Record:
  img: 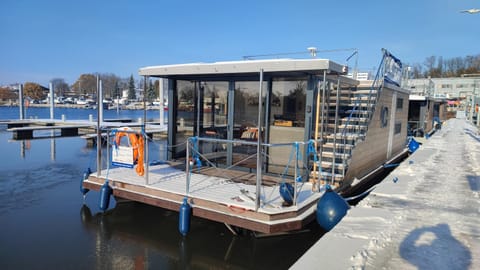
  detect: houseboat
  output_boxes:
[408,94,447,137]
[83,49,410,235]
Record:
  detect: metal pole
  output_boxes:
[143,76,148,184]
[145,133,149,185]
[186,139,190,195]
[196,82,201,136]
[313,79,321,190]
[49,82,54,119]
[99,80,103,123]
[143,76,147,131]
[159,78,165,127]
[18,84,24,120]
[255,69,264,211]
[318,70,327,188]
[293,143,298,206]
[106,131,110,175]
[96,76,102,177]
[332,77,341,185]
[476,80,480,127]
[470,85,475,123]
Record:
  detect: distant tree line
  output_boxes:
[1,73,162,102]
[408,54,480,79]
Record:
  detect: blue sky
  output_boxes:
[0,0,478,86]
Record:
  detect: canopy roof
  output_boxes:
[139,58,348,80]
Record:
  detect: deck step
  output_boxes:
[327,117,369,124]
[320,151,349,159]
[324,133,365,141]
[310,170,344,181]
[330,95,376,102]
[318,160,347,170]
[322,142,354,150]
[344,109,372,115]
[326,123,368,129]
[327,102,375,107]
[353,89,378,95]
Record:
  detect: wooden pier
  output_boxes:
[8,124,93,139]
[1,119,167,141]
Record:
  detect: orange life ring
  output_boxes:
[115,128,144,176]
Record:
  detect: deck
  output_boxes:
[84,163,322,234]
[2,119,167,140]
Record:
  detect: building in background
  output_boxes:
[407,76,480,99]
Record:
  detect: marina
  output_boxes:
[2,1,479,268]
[0,108,323,269]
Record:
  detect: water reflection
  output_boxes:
[80,202,325,269]
[51,131,56,161]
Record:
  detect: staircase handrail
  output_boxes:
[338,49,388,175]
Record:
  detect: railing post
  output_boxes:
[293,142,299,205]
[186,138,190,196]
[255,69,264,211]
[332,77,341,185]
[145,132,149,185]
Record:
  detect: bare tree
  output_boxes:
[71,74,97,96]
[50,78,69,97]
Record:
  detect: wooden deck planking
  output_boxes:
[93,164,319,214]
[85,163,323,233]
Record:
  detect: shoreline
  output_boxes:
[0,103,164,110]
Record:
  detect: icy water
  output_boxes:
[0,107,323,270]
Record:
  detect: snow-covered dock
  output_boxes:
[292,118,480,269]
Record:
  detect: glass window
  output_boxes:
[201,82,229,133]
[396,97,403,110]
[395,122,402,134]
[173,80,229,159]
[268,78,307,174]
[199,82,229,159]
[270,79,307,127]
[233,81,268,138]
[231,81,267,166]
[174,80,195,158]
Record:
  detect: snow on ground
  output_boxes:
[292,118,480,270]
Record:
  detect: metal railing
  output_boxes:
[337,50,388,180]
[185,136,323,211]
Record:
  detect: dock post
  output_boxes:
[49,82,54,119]
[99,79,104,123]
[18,84,25,120]
[96,76,102,177]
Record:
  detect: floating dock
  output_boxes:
[291,118,480,269]
[1,119,167,141]
[84,162,322,234]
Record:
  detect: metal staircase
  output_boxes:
[313,51,389,188]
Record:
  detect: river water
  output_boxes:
[0,106,323,270]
